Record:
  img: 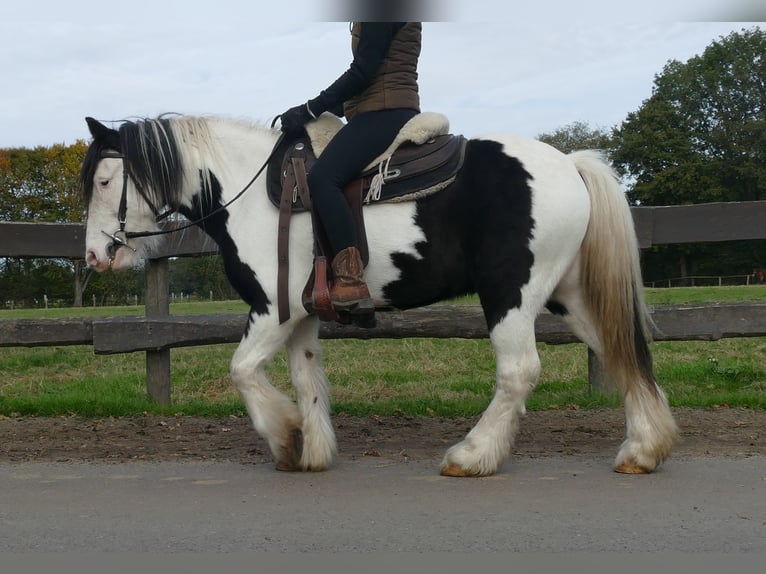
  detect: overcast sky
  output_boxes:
[1,1,763,149]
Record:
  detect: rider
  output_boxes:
[279,22,422,315]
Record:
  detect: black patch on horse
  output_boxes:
[383,139,536,331]
[545,300,568,316]
[178,170,270,316]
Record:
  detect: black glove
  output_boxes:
[279,103,315,136]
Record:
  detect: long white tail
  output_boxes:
[570,150,653,389]
[571,150,677,472]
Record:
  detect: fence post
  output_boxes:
[587,347,606,394]
[145,258,171,405]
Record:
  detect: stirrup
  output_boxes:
[331,296,375,315]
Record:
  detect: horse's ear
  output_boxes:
[85,117,120,149]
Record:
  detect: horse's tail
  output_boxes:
[569,150,656,394]
[569,150,677,472]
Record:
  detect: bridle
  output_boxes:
[99,150,166,260]
[99,129,285,264]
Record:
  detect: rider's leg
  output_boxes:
[308,108,417,311]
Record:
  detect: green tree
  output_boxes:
[537,121,614,156]
[84,266,144,307]
[169,256,238,301]
[0,142,87,222]
[0,141,90,306]
[614,27,765,204]
[612,27,766,281]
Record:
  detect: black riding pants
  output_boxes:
[307,108,418,257]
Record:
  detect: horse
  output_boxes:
[80,113,678,477]
[753,268,766,284]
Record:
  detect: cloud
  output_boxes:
[0,3,757,148]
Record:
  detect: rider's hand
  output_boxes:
[279,103,315,136]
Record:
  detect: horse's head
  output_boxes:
[80,117,164,271]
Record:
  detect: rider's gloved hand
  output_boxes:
[279,103,316,136]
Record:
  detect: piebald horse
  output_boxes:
[80,113,677,476]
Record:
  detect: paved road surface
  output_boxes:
[1,455,764,552]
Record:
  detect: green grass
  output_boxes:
[644,285,766,305]
[0,299,250,319]
[1,286,764,417]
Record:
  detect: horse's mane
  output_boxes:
[81,115,259,210]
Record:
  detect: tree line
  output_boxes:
[2,27,765,307]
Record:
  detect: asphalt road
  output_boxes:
[1,455,764,552]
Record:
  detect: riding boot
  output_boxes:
[329,246,374,315]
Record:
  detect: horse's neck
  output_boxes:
[178,121,278,209]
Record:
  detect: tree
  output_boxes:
[537,121,614,156]
[85,265,144,307]
[169,256,238,301]
[0,142,87,222]
[611,27,766,281]
[614,27,765,205]
[0,141,90,306]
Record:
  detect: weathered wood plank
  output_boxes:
[0,318,93,346]
[636,201,766,247]
[318,306,579,344]
[0,221,216,259]
[4,303,766,352]
[79,302,766,354]
[648,301,766,341]
[630,207,655,249]
[91,314,249,353]
[0,222,85,258]
[320,302,766,343]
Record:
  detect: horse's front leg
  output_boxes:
[285,316,337,471]
[441,315,541,477]
[229,314,305,470]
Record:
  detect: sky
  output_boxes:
[1,1,763,149]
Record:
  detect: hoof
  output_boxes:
[440,463,482,478]
[614,461,653,474]
[275,428,304,472]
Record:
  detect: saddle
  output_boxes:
[266,112,467,325]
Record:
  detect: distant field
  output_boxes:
[1,286,764,417]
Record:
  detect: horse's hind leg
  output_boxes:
[552,267,677,473]
[441,310,541,477]
[284,316,337,470]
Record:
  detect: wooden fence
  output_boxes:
[2,200,766,404]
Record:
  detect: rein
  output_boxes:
[101,130,285,254]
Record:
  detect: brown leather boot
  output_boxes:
[329,246,374,314]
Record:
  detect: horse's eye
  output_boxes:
[98,179,110,187]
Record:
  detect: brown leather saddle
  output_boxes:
[266,129,467,325]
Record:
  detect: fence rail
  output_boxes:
[2,200,766,404]
[646,275,763,288]
[3,302,766,351]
